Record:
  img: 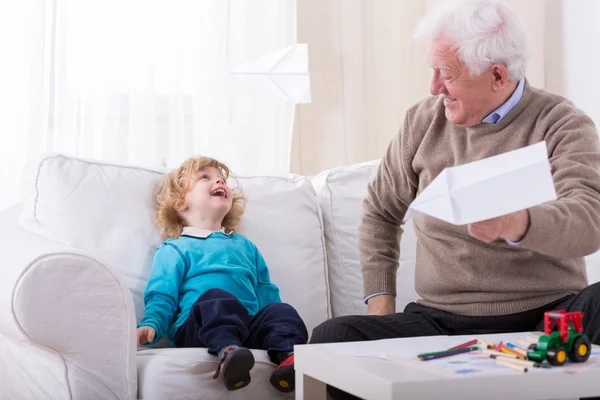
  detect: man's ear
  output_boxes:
[490,64,510,91]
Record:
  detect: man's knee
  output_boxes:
[310,316,363,344]
[566,283,600,344]
[581,282,600,302]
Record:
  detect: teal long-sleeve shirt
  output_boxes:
[139,232,281,344]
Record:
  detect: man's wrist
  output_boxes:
[364,291,395,304]
[366,293,396,315]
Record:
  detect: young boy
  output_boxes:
[137,156,308,392]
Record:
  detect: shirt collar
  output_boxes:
[181,226,231,238]
[482,78,525,124]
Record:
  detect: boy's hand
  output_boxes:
[137,326,156,346]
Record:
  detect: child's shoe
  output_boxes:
[269,353,295,393]
[213,346,255,391]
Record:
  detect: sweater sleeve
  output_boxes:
[518,113,600,258]
[359,113,419,297]
[253,244,282,308]
[139,243,186,344]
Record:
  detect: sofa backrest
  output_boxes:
[313,160,600,318]
[19,154,330,338]
[312,160,419,317]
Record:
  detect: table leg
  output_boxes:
[295,371,327,400]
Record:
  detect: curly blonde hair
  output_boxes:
[155,156,246,239]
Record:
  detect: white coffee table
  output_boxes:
[294,333,600,400]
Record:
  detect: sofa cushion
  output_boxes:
[314,160,600,318]
[19,153,330,338]
[312,160,419,317]
[137,348,292,400]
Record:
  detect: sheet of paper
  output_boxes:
[403,141,557,225]
[230,44,311,104]
[325,339,401,359]
[330,332,600,377]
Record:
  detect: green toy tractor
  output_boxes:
[527,310,591,366]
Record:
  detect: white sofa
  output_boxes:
[1,153,600,400]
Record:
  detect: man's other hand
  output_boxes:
[367,294,396,316]
[468,209,530,244]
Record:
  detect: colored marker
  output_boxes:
[496,357,528,372]
[486,352,550,368]
[505,358,551,369]
[505,343,527,356]
[500,345,526,360]
[482,349,519,359]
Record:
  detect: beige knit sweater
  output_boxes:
[360,81,600,316]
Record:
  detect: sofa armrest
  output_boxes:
[0,208,137,400]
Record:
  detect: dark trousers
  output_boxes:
[311,282,600,400]
[173,288,308,364]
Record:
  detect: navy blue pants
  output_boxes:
[173,288,309,363]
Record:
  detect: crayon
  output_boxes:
[418,346,477,361]
[417,346,478,358]
[448,339,478,350]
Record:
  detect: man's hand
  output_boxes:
[137,326,156,346]
[367,294,396,316]
[468,209,530,244]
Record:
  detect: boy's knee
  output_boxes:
[262,302,300,317]
[269,302,297,314]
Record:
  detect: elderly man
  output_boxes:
[311,0,600,356]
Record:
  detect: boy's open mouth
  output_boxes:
[211,188,227,199]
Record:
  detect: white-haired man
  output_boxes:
[311,0,600,389]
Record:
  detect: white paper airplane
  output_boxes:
[230,44,311,104]
[403,141,557,225]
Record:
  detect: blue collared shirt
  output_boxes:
[482,78,525,123]
[364,79,526,304]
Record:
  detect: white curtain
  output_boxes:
[0,0,296,211]
[292,0,548,176]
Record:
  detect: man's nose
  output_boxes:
[430,74,446,96]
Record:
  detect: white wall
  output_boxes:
[546,0,600,128]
